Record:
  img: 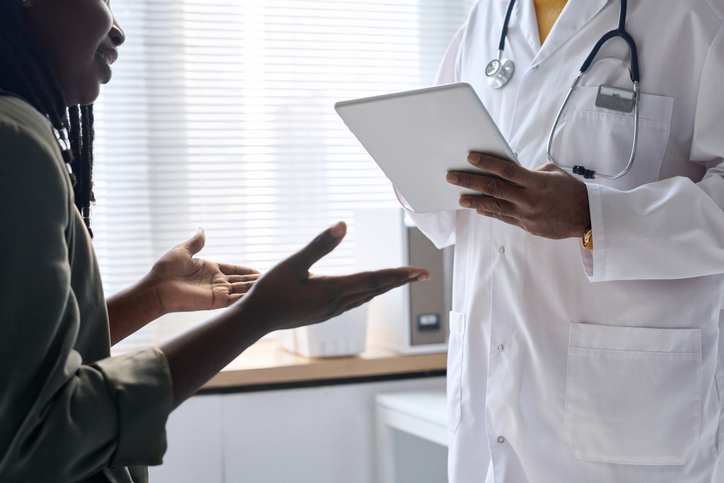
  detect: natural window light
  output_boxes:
[94,0,474,352]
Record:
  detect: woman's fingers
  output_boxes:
[227,273,261,284]
[309,269,427,322]
[330,267,428,298]
[314,267,429,314]
[325,292,376,319]
[228,280,256,295]
[331,272,423,316]
[226,292,243,307]
[218,262,260,276]
[286,222,347,272]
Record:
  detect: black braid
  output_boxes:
[80,104,95,237]
[0,0,95,236]
[68,106,82,174]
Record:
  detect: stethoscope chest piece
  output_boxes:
[486,55,515,89]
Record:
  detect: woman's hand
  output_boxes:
[236,221,429,333]
[160,221,429,407]
[108,229,260,344]
[147,228,260,314]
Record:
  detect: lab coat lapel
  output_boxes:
[513,0,542,55]
[531,0,611,66]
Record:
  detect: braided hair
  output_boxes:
[0,0,95,236]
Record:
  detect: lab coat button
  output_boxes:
[497,343,504,352]
[497,436,505,444]
[498,246,505,255]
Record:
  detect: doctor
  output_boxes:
[403,0,724,482]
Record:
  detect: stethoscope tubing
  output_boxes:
[579,0,639,83]
[497,0,517,52]
[488,0,641,179]
[546,74,640,180]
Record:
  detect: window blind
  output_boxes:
[95,0,475,351]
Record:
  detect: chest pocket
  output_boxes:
[555,85,674,191]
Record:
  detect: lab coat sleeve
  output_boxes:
[399,23,467,249]
[581,23,724,282]
[0,117,173,481]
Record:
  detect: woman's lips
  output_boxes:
[95,49,117,65]
[95,49,117,83]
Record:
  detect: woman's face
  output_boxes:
[22,0,125,106]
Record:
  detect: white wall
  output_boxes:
[149,377,447,483]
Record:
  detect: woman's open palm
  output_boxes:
[148,228,260,313]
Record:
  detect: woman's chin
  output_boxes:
[61,71,107,107]
[75,84,102,107]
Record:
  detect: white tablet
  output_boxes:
[335,83,518,213]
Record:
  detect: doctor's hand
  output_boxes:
[446,153,591,240]
[236,221,429,333]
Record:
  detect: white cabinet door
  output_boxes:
[148,395,223,483]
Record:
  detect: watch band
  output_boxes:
[582,228,593,251]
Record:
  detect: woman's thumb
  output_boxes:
[182,227,206,255]
[288,222,346,270]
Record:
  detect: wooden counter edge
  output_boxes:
[202,341,448,389]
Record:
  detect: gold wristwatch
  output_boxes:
[582,228,593,251]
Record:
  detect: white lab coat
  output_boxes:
[405,1,724,482]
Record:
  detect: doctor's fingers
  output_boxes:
[459,188,525,218]
[468,153,544,188]
[477,208,526,231]
[447,171,524,202]
[463,196,525,226]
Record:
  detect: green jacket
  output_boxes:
[0,94,173,483]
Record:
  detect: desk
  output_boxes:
[375,387,448,483]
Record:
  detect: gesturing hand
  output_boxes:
[238,221,429,333]
[148,228,261,314]
[446,153,592,239]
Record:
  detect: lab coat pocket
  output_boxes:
[447,311,466,435]
[558,86,673,191]
[565,323,701,465]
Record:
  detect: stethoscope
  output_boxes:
[486,0,640,180]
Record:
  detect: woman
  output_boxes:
[0,0,428,481]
